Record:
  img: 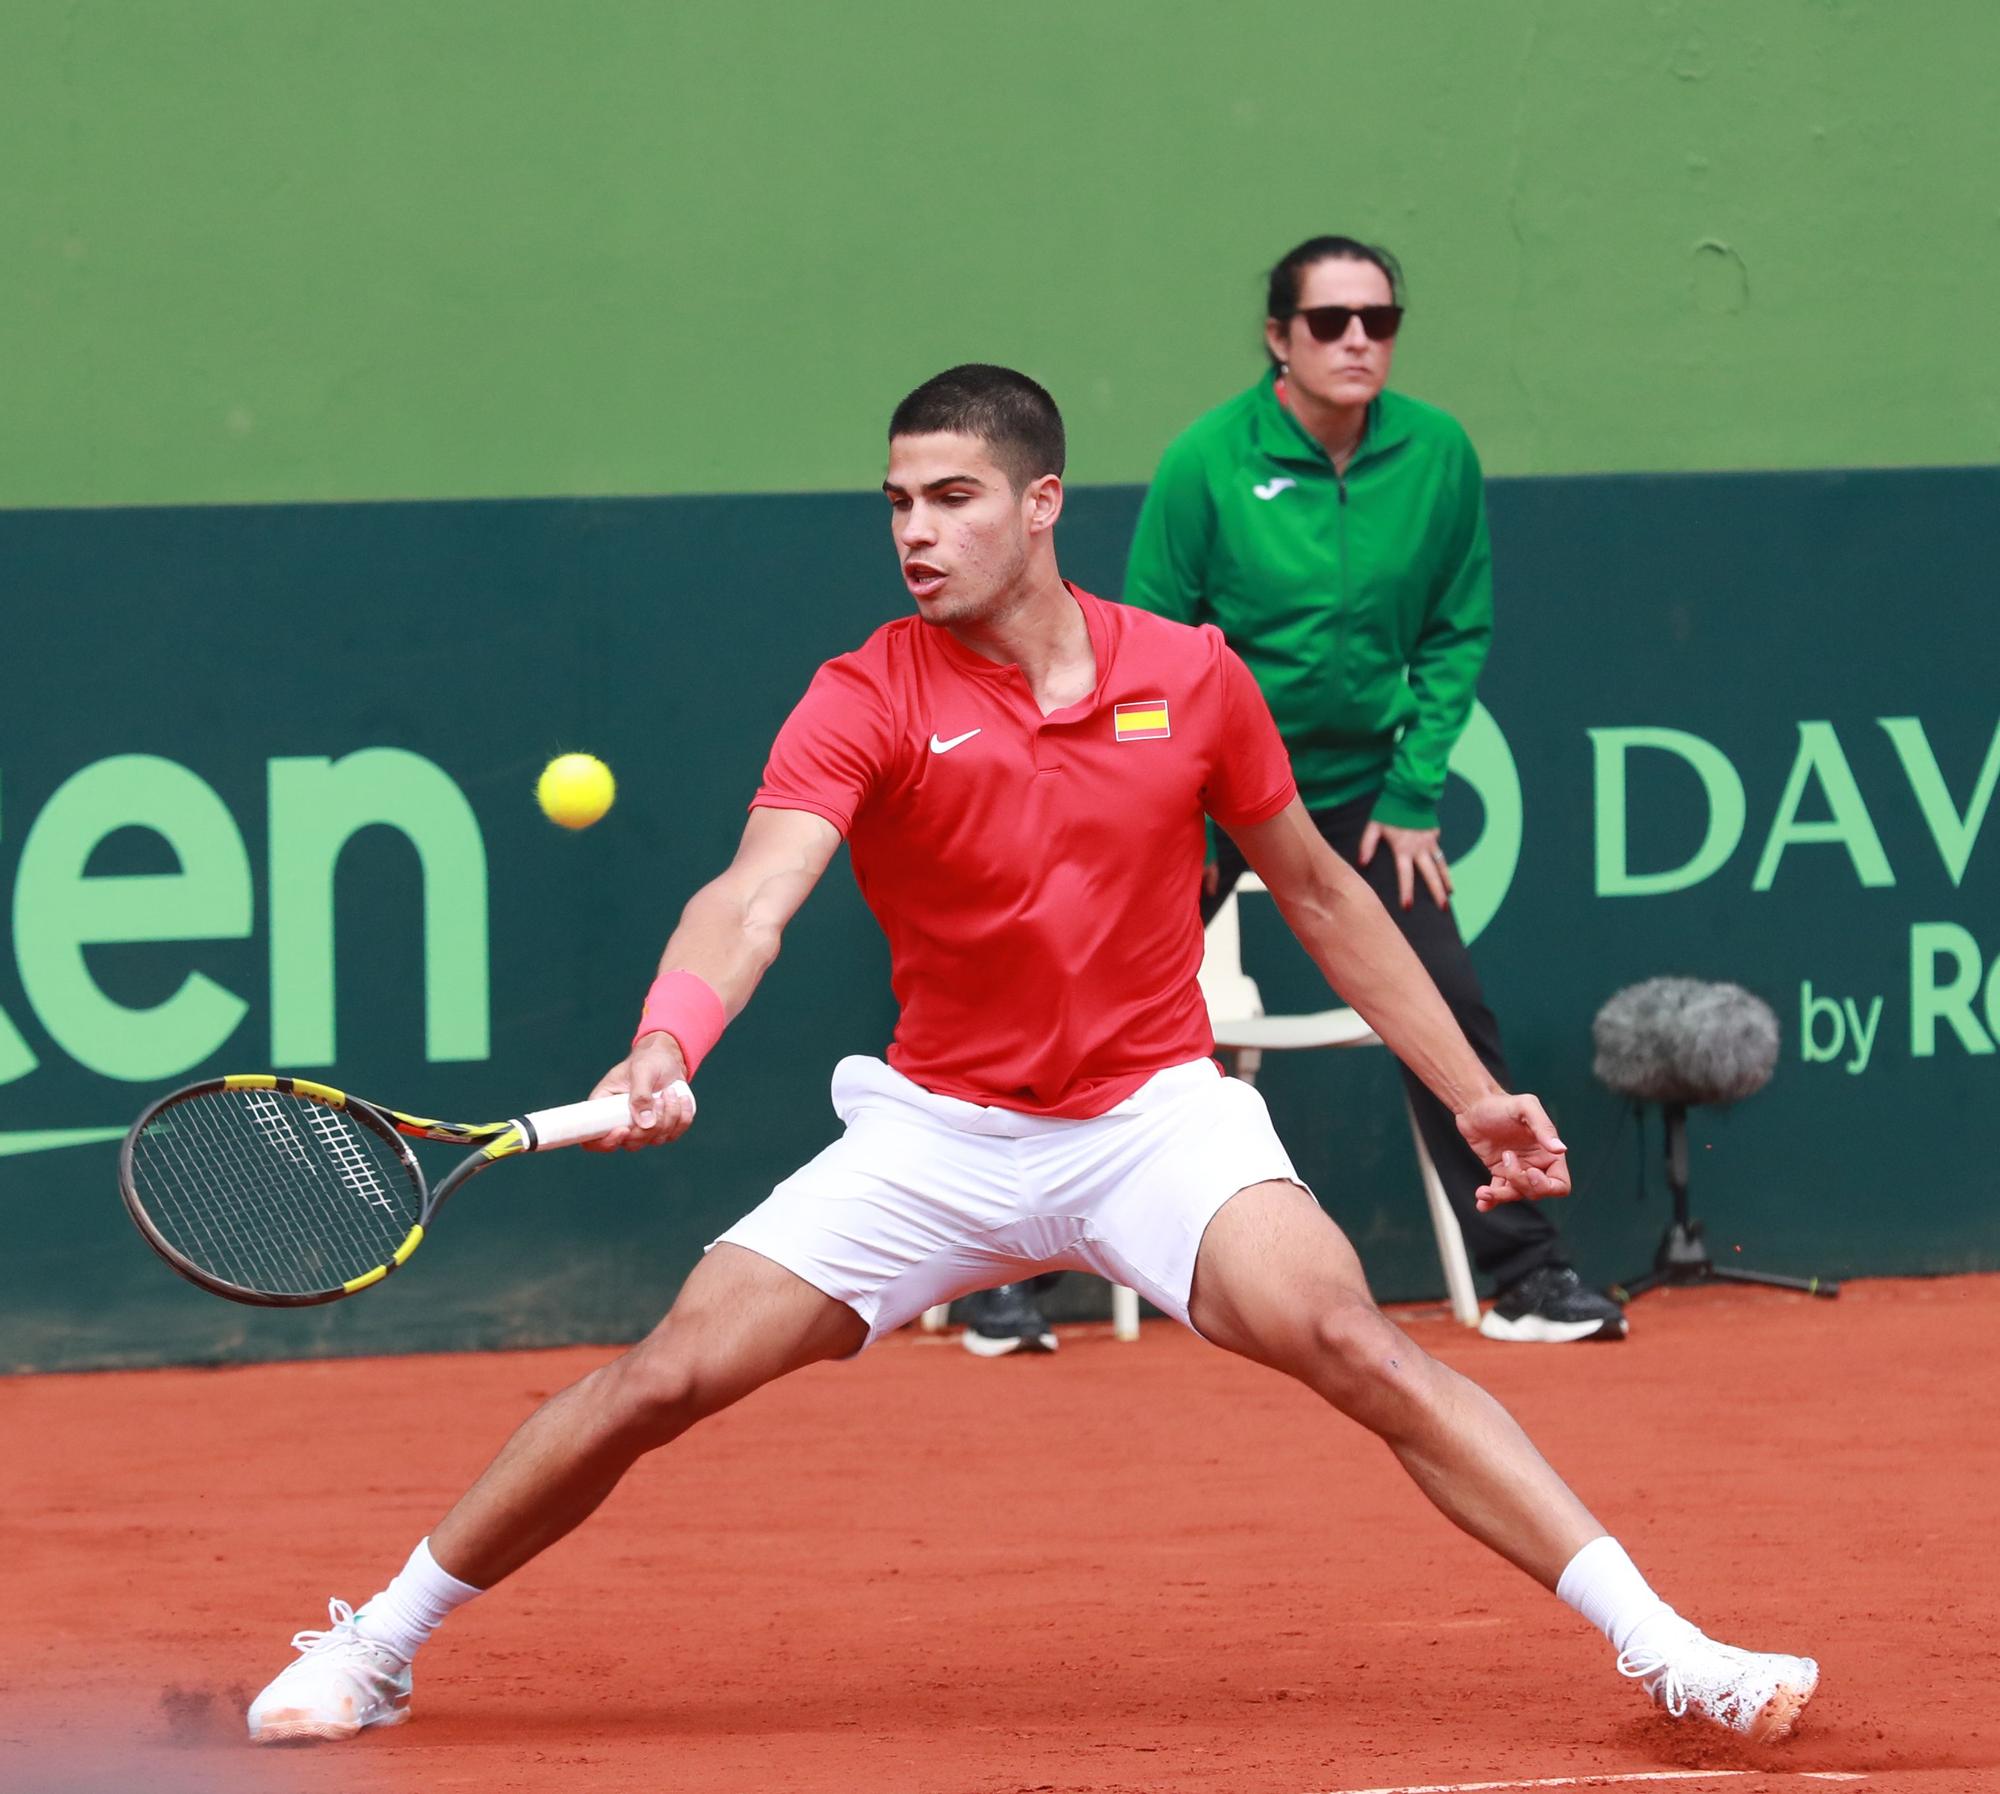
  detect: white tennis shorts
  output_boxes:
[713,1054,1305,1348]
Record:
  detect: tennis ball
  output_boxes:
[537,753,616,829]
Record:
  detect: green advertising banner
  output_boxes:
[2,469,1994,1372]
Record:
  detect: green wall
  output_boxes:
[7,1,1997,510]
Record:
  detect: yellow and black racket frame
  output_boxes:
[119,1073,535,1308]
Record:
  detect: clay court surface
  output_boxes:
[5,1275,1995,1794]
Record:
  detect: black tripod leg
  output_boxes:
[1611,1268,1675,1301]
[1707,1266,1840,1297]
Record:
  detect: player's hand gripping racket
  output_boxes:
[118,1073,688,1307]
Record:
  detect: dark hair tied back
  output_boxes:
[1263,236,1404,366]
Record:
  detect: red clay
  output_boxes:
[5,1276,1997,1794]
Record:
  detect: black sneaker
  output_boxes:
[960,1282,1058,1357]
[1478,1265,1628,1343]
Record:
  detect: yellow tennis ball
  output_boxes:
[537,753,616,829]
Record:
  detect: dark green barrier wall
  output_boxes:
[3,469,1994,1371]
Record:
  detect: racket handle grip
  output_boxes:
[522,1083,695,1150]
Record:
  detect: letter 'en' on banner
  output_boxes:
[3,749,490,1088]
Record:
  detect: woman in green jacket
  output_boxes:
[1125,233,1624,1343]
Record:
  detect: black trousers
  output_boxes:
[1203,793,1562,1293]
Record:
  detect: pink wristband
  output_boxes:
[633,969,727,1077]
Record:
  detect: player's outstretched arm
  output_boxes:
[588,806,842,1152]
[1228,798,1569,1206]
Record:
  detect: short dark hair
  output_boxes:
[1264,235,1404,367]
[888,364,1066,490]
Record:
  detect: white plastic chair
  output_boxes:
[923,872,1479,1341]
[1200,873,1479,1327]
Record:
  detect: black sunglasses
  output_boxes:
[1288,303,1405,343]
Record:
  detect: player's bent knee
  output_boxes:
[1304,1301,1432,1410]
[1307,1297,1383,1368]
[598,1347,726,1446]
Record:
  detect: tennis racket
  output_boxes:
[118,1072,682,1308]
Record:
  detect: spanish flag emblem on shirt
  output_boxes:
[1113,700,1171,742]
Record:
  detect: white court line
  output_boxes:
[1319,1772,1867,1794]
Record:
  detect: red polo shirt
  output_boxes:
[753,584,1296,1117]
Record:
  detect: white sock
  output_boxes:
[354,1537,484,1663]
[1556,1535,1692,1659]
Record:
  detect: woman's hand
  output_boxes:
[1359,820,1452,911]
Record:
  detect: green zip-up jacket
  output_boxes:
[1124,375,1492,830]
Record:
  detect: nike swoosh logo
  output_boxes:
[0,1125,127,1160]
[929,728,981,754]
[1252,478,1296,501]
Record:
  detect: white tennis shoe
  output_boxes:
[247,1598,413,1744]
[1618,1625,1819,1740]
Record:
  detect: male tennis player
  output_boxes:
[248,365,1817,1747]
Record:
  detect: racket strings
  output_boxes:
[145,1096,346,1294]
[131,1089,423,1296]
[137,1098,314,1295]
[300,1102,403,1216]
[227,1095,376,1285]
